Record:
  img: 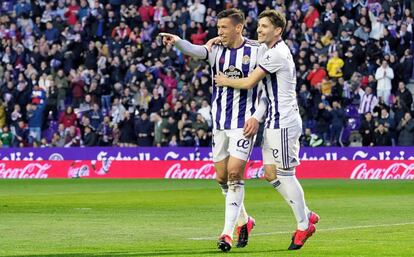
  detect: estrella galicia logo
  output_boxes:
[237,139,250,149]
[224,65,243,79]
[271,148,279,159]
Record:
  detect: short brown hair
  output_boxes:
[217,8,245,25]
[258,10,286,33]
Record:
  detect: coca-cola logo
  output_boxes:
[164,163,216,179]
[350,163,414,180]
[0,163,51,179]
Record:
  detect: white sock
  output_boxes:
[270,170,309,231]
[221,180,245,237]
[219,183,248,226]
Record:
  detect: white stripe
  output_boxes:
[211,48,224,130]
[188,222,414,240]
[219,50,231,129]
[230,48,244,128]
[246,47,258,119]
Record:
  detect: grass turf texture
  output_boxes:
[0,179,413,257]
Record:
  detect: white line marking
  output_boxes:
[188,222,414,240]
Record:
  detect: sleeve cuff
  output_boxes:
[259,64,270,74]
[203,46,209,61]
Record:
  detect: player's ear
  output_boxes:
[275,27,283,36]
[235,24,244,34]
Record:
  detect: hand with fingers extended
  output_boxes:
[243,117,259,138]
[205,36,222,52]
[214,71,228,87]
[159,33,181,46]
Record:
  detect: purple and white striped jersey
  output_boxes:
[258,40,301,129]
[208,39,261,130]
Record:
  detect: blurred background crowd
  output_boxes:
[0,0,413,148]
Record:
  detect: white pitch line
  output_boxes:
[188,222,414,240]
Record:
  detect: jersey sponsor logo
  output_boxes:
[237,139,250,149]
[224,66,243,79]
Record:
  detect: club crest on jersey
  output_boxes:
[242,55,250,64]
[224,66,243,79]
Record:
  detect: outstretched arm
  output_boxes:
[159,32,208,59]
[214,66,267,89]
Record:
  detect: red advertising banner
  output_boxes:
[0,160,414,180]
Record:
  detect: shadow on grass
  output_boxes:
[7,248,288,256]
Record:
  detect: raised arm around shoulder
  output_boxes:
[214,66,267,89]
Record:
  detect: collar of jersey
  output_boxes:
[271,39,283,49]
[225,38,246,50]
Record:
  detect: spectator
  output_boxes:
[315,102,332,145]
[359,112,375,146]
[82,125,97,147]
[13,119,29,147]
[358,86,378,115]
[307,63,326,87]
[0,126,13,148]
[189,0,206,23]
[396,81,413,111]
[375,60,394,105]
[374,123,392,146]
[326,51,344,78]
[59,106,77,128]
[118,111,136,147]
[397,112,414,146]
[152,112,167,147]
[330,101,346,146]
[136,111,153,146]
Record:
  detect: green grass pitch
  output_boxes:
[0,179,413,257]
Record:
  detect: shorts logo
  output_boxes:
[271,148,279,159]
[237,139,250,149]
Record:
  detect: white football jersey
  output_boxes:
[258,40,301,129]
[208,39,261,130]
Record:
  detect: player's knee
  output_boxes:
[264,171,276,182]
[228,180,244,191]
[264,165,277,182]
[277,167,295,176]
[228,170,242,181]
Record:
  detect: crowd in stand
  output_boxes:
[0,0,413,148]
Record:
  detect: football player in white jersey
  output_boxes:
[214,10,319,250]
[159,9,260,252]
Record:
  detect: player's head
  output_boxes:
[257,10,286,44]
[217,8,245,47]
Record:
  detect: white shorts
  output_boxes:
[262,126,301,169]
[212,129,254,162]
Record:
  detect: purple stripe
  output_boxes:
[270,73,280,129]
[237,46,251,128]
[263,76,272,128]
[211,66,217,108]
[250,85,258,115]
[215,49,227,129]
[224,49,237,129]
